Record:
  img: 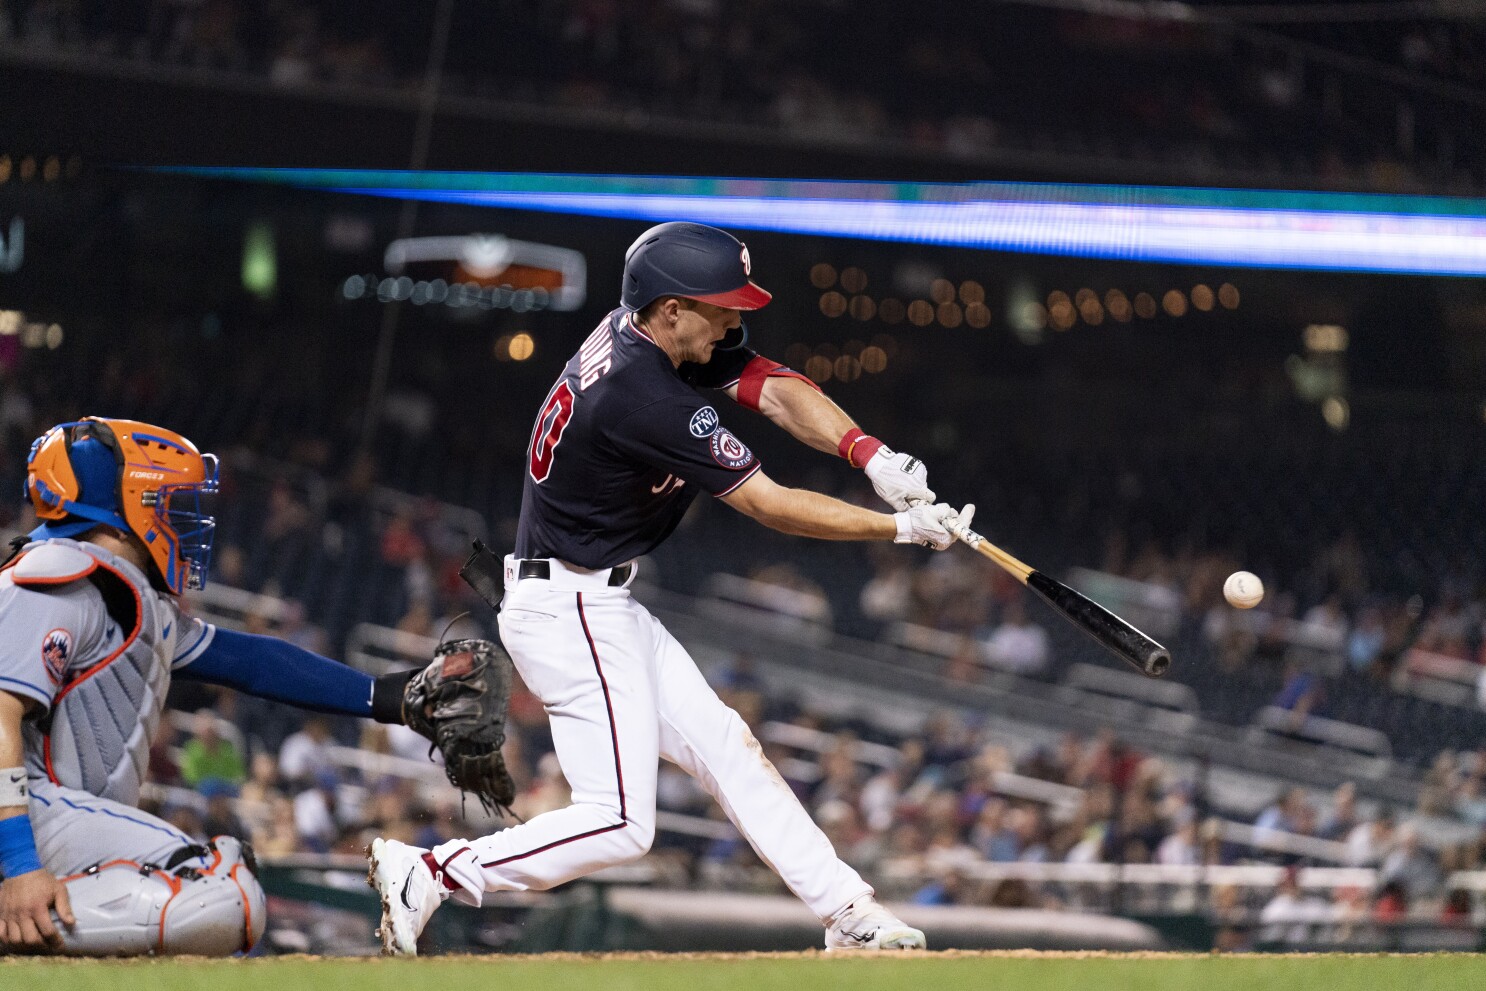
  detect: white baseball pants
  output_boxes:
[430,557,871,921]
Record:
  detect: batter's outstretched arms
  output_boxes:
[721,366,934,513]
[722,470,971,549]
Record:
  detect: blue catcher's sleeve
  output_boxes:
[177,628,411,723]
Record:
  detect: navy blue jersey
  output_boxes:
[514,308,762,568]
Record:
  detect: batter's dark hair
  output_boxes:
[636,295,699,324]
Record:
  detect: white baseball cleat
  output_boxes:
[824,895,927,950]
[367,838,446,956]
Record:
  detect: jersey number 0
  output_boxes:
[528,381,575,483]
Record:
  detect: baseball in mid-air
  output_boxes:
[1224,571,1264,609]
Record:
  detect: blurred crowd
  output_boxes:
[708,667,1486,922]
[2,311,1483,763]
[3,0,1474,191]
[1277,13,1486,89]
[1,347,1483,942]
[850,500,1486,678]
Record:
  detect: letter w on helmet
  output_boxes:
[25,417,219,594]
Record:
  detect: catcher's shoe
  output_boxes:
[824,896,927,951]
[367,838,446,955]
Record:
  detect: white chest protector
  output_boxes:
[9,540,185,806]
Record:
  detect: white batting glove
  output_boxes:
[893,502,973,551]
[864,447,935,512]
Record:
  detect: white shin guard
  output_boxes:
[59,836,266,957]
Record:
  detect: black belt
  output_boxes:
[517,559,633,586]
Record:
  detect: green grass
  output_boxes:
[5,952,1486,991]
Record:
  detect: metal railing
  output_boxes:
[697,573,834,646]
[1218,821,1352,864]
[1394,648,1486,712]
[344,622,441,676]
[183,582,297,631]
[1063,661,1201,714]
[1248,706,1394,765]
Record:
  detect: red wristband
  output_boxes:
[837,428,885,469]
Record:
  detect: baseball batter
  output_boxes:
[0,417,446,955]
[371,222,972,953]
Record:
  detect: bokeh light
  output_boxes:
[1049,300,1076,330]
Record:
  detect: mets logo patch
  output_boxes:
[710,428,753,469]
[689,406,719,438]
[42,628,72,684]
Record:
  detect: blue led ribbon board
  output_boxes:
[159,169,1486,276]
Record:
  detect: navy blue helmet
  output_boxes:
[621,222,772,311]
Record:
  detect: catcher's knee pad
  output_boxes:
[202,835,267,949]
[60,838,265,957]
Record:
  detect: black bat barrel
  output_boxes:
[1027,571,1172,677]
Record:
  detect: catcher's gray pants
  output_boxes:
[22,780,265,955]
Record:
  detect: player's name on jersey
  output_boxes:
[578,321,615,390]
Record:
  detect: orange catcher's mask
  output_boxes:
[25,417,220,594]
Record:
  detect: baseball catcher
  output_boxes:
[0,417,494,955]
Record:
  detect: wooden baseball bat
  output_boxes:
[948,519,1172,678]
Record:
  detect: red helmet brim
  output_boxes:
[689,280,772,311]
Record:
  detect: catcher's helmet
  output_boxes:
[620,222,772,311]
[25,417,219,594]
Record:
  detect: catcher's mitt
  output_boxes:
[402,637,517,815]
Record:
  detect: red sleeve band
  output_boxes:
[837,427,885,468]
[737,356,822,412]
